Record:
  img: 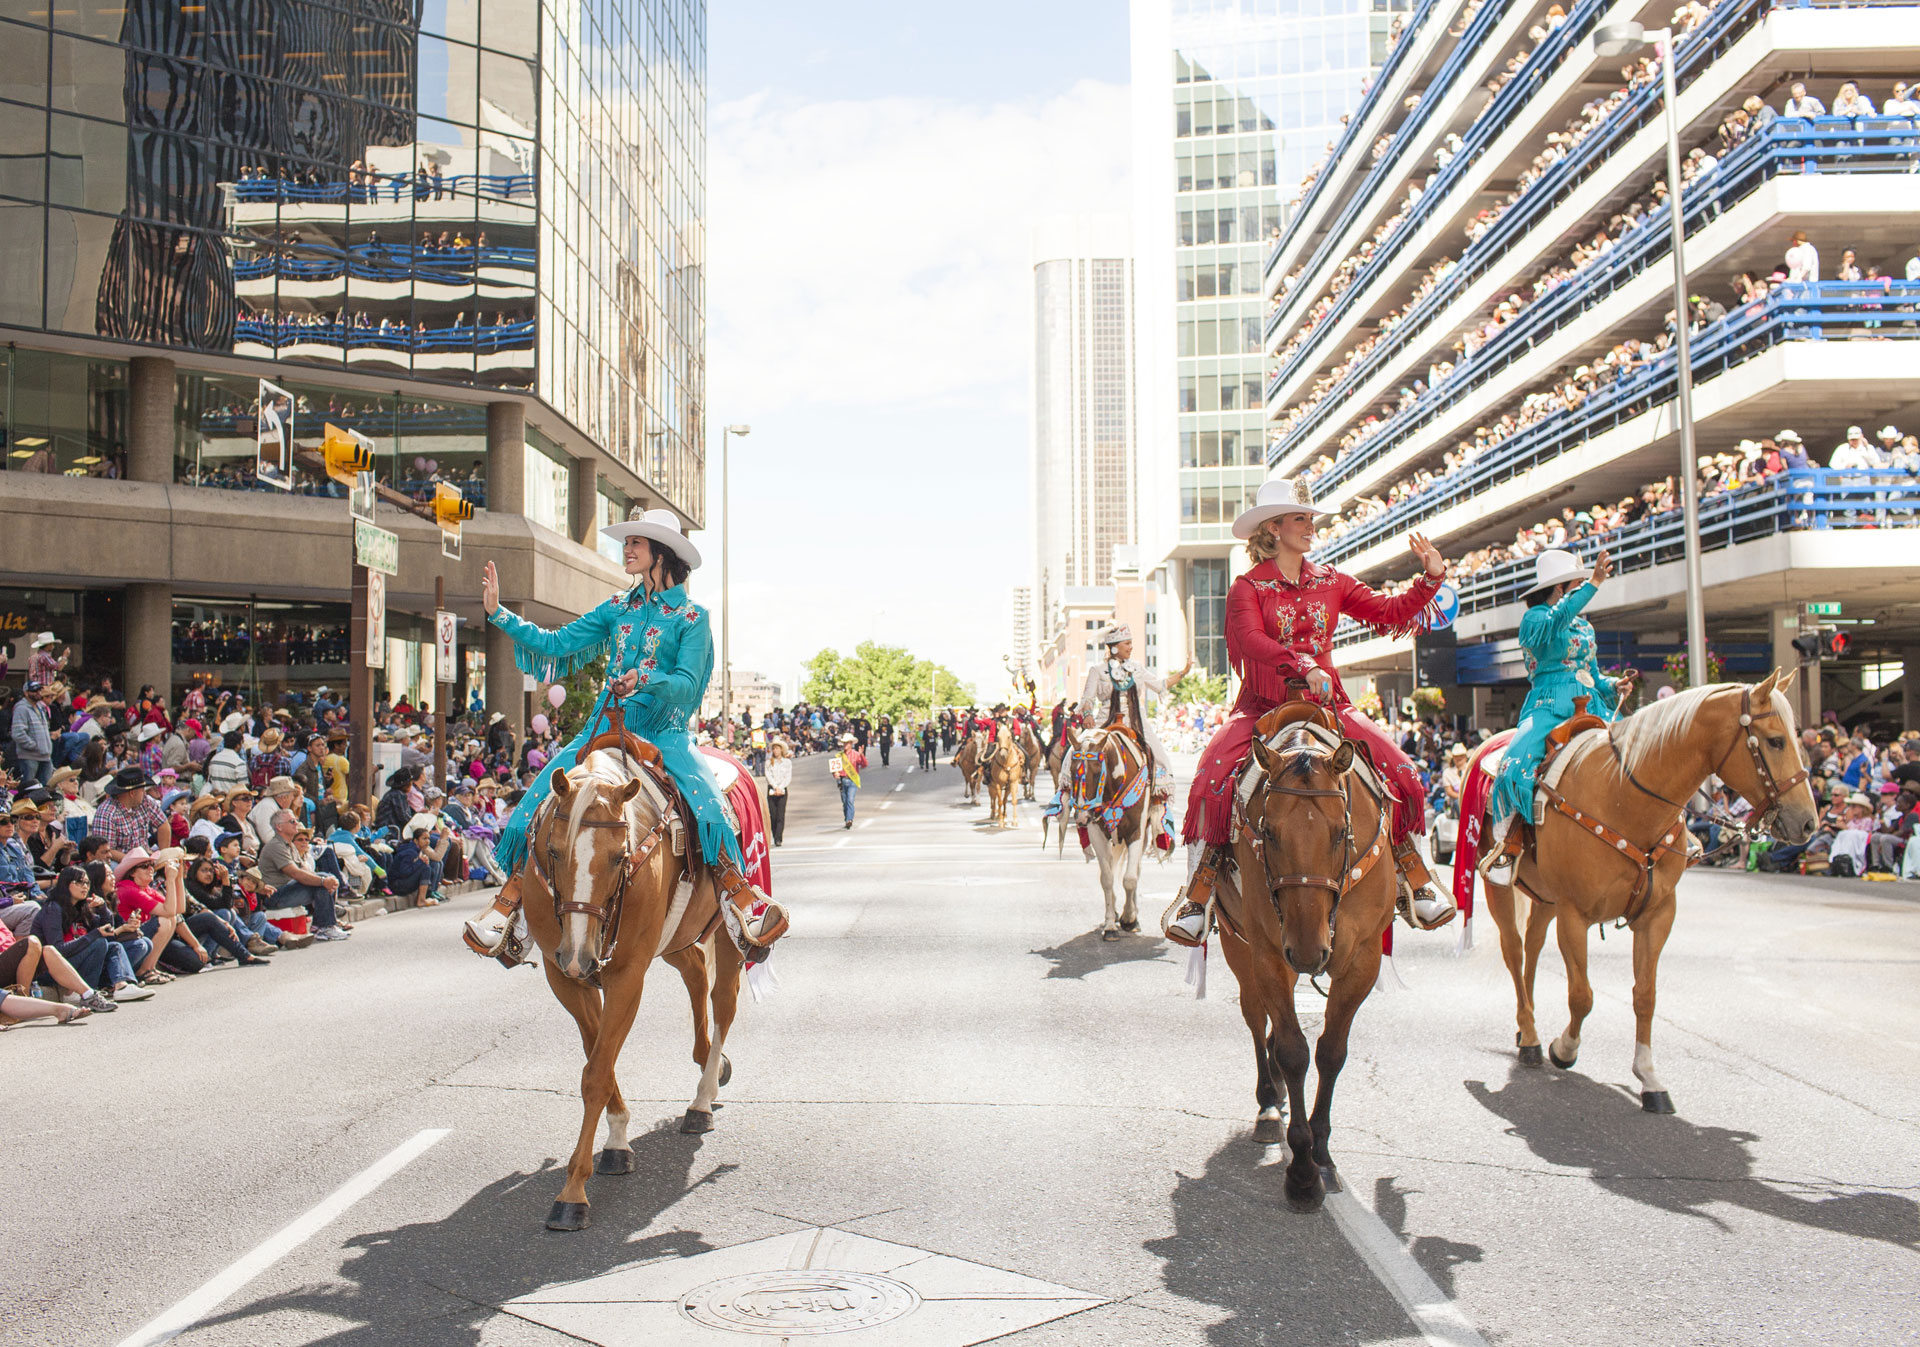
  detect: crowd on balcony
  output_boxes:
[233,161,531,203]
[0,667,572,1025]
[235,308,533,350]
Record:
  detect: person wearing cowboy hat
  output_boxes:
[247,775,302,856]
[466,507,789,963]
[1480,547,1634,884]
[9,678,54,788]
[1075,622,1192,806]
[830,732,867,829]
[1165,475,1458,947]
[90,767,168,863]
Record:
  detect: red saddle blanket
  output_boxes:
[699,746,773,894]
[1451,730,1515,914]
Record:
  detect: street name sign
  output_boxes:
[355,519,399,576]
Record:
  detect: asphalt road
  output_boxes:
[5,746,1917,1347]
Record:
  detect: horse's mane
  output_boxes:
[1268,722,1336,783]
[562,749,650,852]
[1609,682,1743,782]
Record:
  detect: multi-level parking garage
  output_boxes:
[1263,0,1920,732]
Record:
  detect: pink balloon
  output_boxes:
[1656,685,1675,700]
[413,456,427,470]
[530,713,549,734]
[547,684,566,708]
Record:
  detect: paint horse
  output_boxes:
[519,714,751,1231]
[1473,671,1817,1113]
[1057,726,1161,939]
[1212,705,1398,1212]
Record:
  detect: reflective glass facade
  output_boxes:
[0,0,704,519]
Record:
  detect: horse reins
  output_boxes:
[529,794,672,974]
[1243,742,1387,928]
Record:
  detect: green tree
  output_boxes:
[800,642,973,719]
[1170,672,1228,706]
[543,655,609,740]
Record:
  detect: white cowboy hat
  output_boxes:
[1098,623,1132,646]
[1232,476,1333,539]
[135,722,164,742]
[1522,548,1590,597]
[403,812,441,837]
[30,631,57,649]
[600,507,703,569]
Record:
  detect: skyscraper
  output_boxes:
[1030,213,1138,656]
[1132,0,1394,676]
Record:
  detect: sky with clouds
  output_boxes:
[687,2,1133,704]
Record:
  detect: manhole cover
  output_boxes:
[679,1269,921,1335]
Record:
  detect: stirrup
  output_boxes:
[717,864,787,960]
[1161,893,1210,947]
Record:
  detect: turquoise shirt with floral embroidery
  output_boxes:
[487,584,742,874]
[1490,581,1621,824]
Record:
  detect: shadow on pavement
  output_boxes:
[1370,1176,1483,1297]
[1467,1062,1920,1249]
[1032,928,1170,980]
[194,1119,738,1345]
[1144,1135,1426,1346]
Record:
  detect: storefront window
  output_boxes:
[0,348,128,478]
[524,424,570,535]
[171,597,351,707]
[595,482,631,564]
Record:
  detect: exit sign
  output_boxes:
[1805,602,1842,616]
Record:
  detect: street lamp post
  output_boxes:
[1593,21,1709,686]
[721,424,750,739]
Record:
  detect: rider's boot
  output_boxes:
[715,858,789,961]
[1477,814,1524,886]
[1394,838,1456,930]
[462,873,522,956]
[1163,844,1226,948]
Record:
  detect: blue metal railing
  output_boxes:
[1266,0,1594,343]
[1313,281,1920,566]
[1332,469,1920,646]
[1264,0,1441,279]
[233,318,535,354]
[1274,120,1920,482]
[231,173,534,203]
[231,245,536,284]
[1264,0,1792,400]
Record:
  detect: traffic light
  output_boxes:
[1790,629,1849,662]
[433,482,473,531]
[322,422,375,486]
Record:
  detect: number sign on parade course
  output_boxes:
[355,519,399,576]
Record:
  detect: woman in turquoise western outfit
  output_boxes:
[1481,547,1635,883]
[461,509,787,961]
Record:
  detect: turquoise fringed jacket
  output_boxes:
[488,583,742,875]
[1489,581,1621,825]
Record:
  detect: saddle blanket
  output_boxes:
[700,746,773,894]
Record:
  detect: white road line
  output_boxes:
[116,1128,450,1347]
[880,800,893,810]
[1325,1188,1490,1347]
[892,782,905,793]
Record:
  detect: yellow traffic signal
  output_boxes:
[322,423,375,486]
[434,482,473,533]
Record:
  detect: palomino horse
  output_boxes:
[1065,727,1161,939]
[983,732,1026,827]
[520,740,746,1232]
[1213,712,1397,1212]
[954,731,984,804]
[1017,722,1046,802]
[1479,671,1816,1113]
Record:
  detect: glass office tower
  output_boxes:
[1135,0,1395,676]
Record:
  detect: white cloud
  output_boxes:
[695,80,1133,701]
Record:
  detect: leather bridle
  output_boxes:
[1242,741,1386,929]
[1709,685,1810,835]
[528,790,671,975]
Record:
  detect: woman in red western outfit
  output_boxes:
[1164,476,1457,945]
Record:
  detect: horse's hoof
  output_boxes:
[1547,1042,1577,1070]
[1317,1163,1342,1194]
[1641,1090,1676,1114]
[595,1147,634,1175]
[1518,1044,1545,1067]
[1119,918,1141,933]
[545,1201,590,1231]
[680,1108,714,1134]
[718,1053,732,1088]
[1284,1178,1325,1214]
[1101,928,1120,942]
[1253,1116,1284,1145]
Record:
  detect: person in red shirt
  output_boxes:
[1165,477,1456,945]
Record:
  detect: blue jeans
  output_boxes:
[838,778,857,823]
[103,939,138,987]
[270,881,338,929]
[15,758,51,787]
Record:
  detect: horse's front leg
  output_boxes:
[1090,831,1120,939]
[1217,927,1282,1144]
[1548,908,1594,1071]
[1117,835,1144,932]
[1483,879,1543,1064]
[1630,899,1678,1113]
[1309,929,1382,1189]
[549,962,650,1231]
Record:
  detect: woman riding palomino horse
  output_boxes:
[462,509,788,963]
[1075,623,1191,808]
[1478,546,1634,884]
[1164,475,1456,947]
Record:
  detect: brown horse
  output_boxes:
[520,747,745,1231]
[1213,717,1396,1212]
[1479,671,1816,1113]
[1018,722,1046,802]
[983,732,1026,827]
[954,731,984,804]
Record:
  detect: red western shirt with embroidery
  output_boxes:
[1227,559,1441,713]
